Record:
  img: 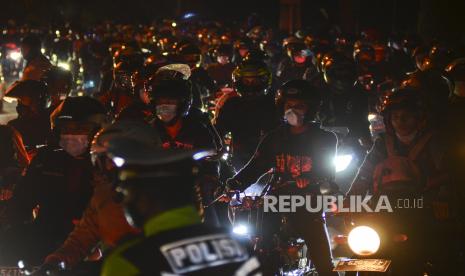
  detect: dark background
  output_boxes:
[1,0,464,42]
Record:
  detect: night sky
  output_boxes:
[1,0,464,42]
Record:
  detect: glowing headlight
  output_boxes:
[368,113,377,121]
[232,224,248,236]
[112,157,126,167]
[334,154,353,172]
[8,51,22,61]
[58,62,71,71]
[348,226,380,256]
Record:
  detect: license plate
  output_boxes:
[333,259,391,272]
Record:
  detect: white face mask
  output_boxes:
[284,108,305,127]
[59,134,89,158]
[454,81,465,97]
[217,55,230,65]
[156,104,177,123]
[396,131,417,144]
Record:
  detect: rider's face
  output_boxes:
[391,109,420,136]
[284,98,308,115]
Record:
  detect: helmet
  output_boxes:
[445,58,465,79]
[5,80,48,109]
[275,80,322,121]
[106,132,214,227]
[380,87,426,132]
[246,26,266,44]
[282,36,302,50]
[321,52,356,91]
[176,43,202,68]
[212,44,233,60]
[233,38,252,59]
[444,58,465,83]
[286,41,311,64]
[113,45,144,68]
[353,43,375,64]
[90,120,162,173]
[428,43,454,71]
[42,66,73,87]
[153,63,191,81]
[232,59,272,97]
[50,96,108,132]
[21,34,42,50]
[114,60,143,90]
[145,78,193,117]
[244,49,268,63]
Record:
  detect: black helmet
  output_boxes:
[428,43,454,71]
[444,58,465,82]
[42,66,73,98]
[244,49,268,63]
[5,80,48,109]
[353,43,375,64]
[50,96,108,132]
[380,87,426,133]
[21,34,42,51]
[321,52,356,91]
[113,60,143,90]
[145,78,193,117]
[246,26,266,45]
[91,120,162,173]
[113,45,144,68]
[212,44,233,60]
[275,80,322,122]
[107,133,214,227]
[232,59,272,97]
[176,43,202,68]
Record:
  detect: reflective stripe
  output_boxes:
[234,257,261,276]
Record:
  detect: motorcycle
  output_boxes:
[333,200,450,275]
[18,259,101,276]
[223,177,340,275]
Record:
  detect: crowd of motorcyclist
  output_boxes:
[0,14,464,275]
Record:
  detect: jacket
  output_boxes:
[45,173,139,267]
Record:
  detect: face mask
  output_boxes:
[59,134,89,158]
[239,49,248,58]
[293,55,307,64]
[284,108,305,127]
[156,104,177,123]
[217,55,230,65]
[396,131,417,144]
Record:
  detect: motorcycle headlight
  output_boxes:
[8,51,22,61]
[348,226,380,256]
[58,61,71,71]
[334,154,353,173]
[232,224,249,236]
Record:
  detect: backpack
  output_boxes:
[373,132,432,194]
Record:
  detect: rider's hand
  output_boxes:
[217,179,242,203]
[296,178,310,189]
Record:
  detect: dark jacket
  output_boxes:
[6,147,94,236]
[233,123,337,192]
[214,94,279,170]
